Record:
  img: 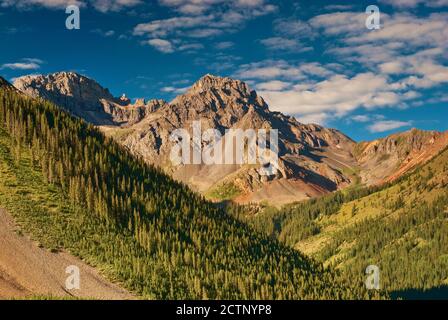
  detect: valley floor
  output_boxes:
[0,209,133,300]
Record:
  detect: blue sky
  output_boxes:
[0,0,447,141]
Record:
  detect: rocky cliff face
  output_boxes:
[13,72,165,126]
[11,71,447,205]
[355,128,448,185]
[109,74,357,204]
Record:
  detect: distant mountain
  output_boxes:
[12,72,448,205]
[246,141,448,297]
[355,128,448,185]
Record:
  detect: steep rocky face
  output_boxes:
[355,128,448,185]
[100,74,357,204]
[13,72,115,124]
[13,72,165,126]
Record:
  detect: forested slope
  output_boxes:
[0,85,377,299]
[242,146,448,298]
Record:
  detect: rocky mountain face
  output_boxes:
[355,128,448,185]
[10,72,448,205]
[13,72,166,125]
[102,74,357,205]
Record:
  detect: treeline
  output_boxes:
[0,88,377,299]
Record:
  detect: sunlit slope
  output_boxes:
[247,146,448,295]
[305,147,448,293]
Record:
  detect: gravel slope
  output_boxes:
[0,209,134,300]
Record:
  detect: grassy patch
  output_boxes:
[206,181,242,201]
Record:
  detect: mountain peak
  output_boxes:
[189,74,252,96]
[13,71,115,124]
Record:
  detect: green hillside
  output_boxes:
[242,146,448,298]
[0,87,379,299]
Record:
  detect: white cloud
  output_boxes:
[297,113,330,125]
[258,73,402,117]
[161,86,189,94]
[368,120,413,133]
[379,61,404,74]
[256,80,291,91]
[259,37,312,52]
[235,60,334,81]
[91,0,142,12]
[351,115,371,123]
[309,12,367,36]
[146,39,174,53]
[228,11,447,127]
[215,41,234,50]
[380,0,448,8]
[133,0,276,52]
[178,43,204,51]
[0,58,43,70]
[1,62,40,70]
[0,0,84,9]
[272,18,315,38]
[310,11,448,106]
[0,0,142,11]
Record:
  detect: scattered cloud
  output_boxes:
[241,11,447,124]
[256,80,291,91]
[296,112,330,125]
[257,72,403,118]
[272,18,315,39]
[236,60,336,81]
[323,4,354,11]
[91,0,142,13]
[350,114,386,123]
[0,0,84,9]
[379,0,448,8]
[0,58,43,70]
[146,38,174,53]
[368,120,413,133]
[259,37,312,52]
[133,0,276,53]
[91,29,116,37]
[161,86,189,94]
[351,115,371,123]
[0,0,141,12]
[215,41,234,50]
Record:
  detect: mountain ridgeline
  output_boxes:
[0,78,378,299]
[13,72,448,205]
